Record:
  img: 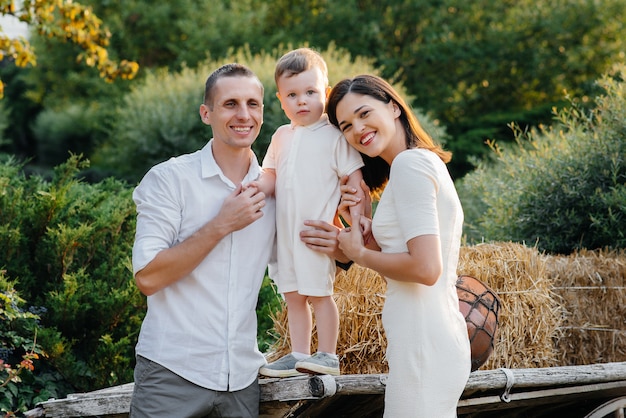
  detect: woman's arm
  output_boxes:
[338,215,442,286]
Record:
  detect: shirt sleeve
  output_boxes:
[334,130,364,177]
[262,127,283,170]
[390,151,441,243]
[132,165,182,274]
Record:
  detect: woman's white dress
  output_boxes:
[372,148,471,417]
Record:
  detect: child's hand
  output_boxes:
[242,180,259,192]
[358,215,373,246]
[338,176,371,224]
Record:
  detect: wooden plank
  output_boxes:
[458,380,626,414]
[39,394,132,418]
[463,362,626,396]
[33,362,626,418]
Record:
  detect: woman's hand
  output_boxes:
[337,214,368,264]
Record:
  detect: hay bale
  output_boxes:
[264,243,625,374]
[546,248,626,365]
[458,242,563,369]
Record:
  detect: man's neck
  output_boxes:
[211,142,252,184]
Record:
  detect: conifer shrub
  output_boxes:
[0,155,142,394]
[458,65,626,254]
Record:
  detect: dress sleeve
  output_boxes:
[390,151,440,243]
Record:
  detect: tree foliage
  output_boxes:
[0,0,138,98]
[458,64,626,253]
[254,0,626,177]
[3,0,625,178]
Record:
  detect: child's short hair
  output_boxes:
[275,47,329,86]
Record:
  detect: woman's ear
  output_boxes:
[391,101,401,118]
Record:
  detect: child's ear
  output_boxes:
[276,92,285,110]
[325,86,332,99]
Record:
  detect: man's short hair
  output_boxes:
[203,63,263,109]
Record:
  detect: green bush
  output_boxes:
[256,276,282,353]
[0,270,70,416]
[92,44,446,184]
[0,155,143,394]
[31,104,106,169]
[458,64,626,254]
[0,102,9,149]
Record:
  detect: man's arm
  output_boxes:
[135,183,266,296]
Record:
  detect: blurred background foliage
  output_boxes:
[3,0,624,178]
[0,0,625,413]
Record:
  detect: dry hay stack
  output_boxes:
[264,243,625,374]
[457,242,563,369]
[546,248,626,365]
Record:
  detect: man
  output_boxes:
[129,63,276,417]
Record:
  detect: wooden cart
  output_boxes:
[26,362,626,418]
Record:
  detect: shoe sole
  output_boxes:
[295,363,340,376]
[259,368,304,378]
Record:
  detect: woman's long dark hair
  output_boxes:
[327,75,451,194]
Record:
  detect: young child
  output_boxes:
[256,48,365,377]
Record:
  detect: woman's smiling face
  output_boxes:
[335,92,403,163]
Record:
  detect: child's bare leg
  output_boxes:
[284,291,312,355]
[308,295,339,354]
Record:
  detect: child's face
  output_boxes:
[276,68,328,126]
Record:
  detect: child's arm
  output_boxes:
[247,168,276,197]
[343,169,372,241]
[344,169,365,220]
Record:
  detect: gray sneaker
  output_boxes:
[259,354,305,378]
[295,352,340,376]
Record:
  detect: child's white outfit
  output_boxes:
[263,114,363,297]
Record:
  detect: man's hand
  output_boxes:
[215,183,266,234]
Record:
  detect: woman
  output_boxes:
[324,74,470,417]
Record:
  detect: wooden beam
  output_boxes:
[32,362,626,418]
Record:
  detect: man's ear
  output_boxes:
[199,103,211,125]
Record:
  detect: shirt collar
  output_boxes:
[290,114,330,131]
[200,139,262,183]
